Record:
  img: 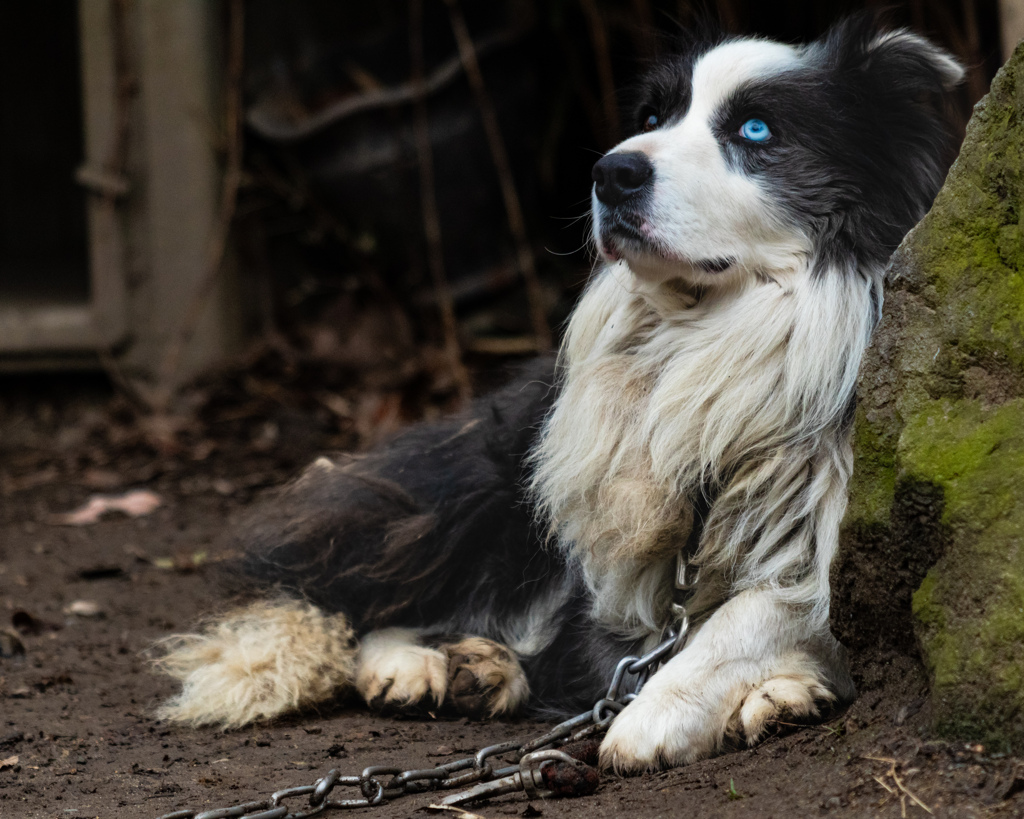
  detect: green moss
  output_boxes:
[911,573,942,627]
[900,398,1024,532]
[846,405,897,526]
[905,50,1024,372]
[898,399,1024,747]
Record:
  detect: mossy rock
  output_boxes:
[833,41,1024,751]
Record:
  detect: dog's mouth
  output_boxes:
[599,214,735,274]
[599,210,664,261]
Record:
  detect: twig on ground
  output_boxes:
[154,0,245,410]
[410,0,471,404]
[873,775,896,795]
[426,804,491,819]
[443,0,552,351]
[864,755,934,816]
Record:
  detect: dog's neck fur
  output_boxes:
[530,259,881,637]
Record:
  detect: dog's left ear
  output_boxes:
[863,29,965,93]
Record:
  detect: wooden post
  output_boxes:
[127,0,242,384]
[1000,0,1024,60]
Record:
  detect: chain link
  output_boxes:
[156,615,688,819]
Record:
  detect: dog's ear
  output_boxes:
[864,29,965,92]
[821,15,965,97]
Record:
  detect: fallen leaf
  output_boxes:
[63,600,104,618]
[0,755,18,770]
[53,489,163,526]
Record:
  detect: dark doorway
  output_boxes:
[0,0,89,306]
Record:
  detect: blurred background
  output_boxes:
[0,0,1020,510]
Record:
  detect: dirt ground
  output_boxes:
[1,376,1023,819]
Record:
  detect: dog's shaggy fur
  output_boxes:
[154,16,963,771]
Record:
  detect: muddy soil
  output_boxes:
[1,379,1022,819]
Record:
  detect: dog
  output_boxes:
[153,16,963,772]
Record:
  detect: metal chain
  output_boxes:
[156,618,688,819]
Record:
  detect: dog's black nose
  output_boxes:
[592,151,654,206]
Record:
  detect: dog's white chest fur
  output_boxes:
[531,261,877,636]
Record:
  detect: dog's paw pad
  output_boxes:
[356,645,448,714]
[731,673,835,746]
[442,638,528,718]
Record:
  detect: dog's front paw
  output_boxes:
[355,630,448,714]
[728,672,835,746]
[599,688,719,773]
[442,637,529,718]
[599,660,838,773]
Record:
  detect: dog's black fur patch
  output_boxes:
[234,357,634,713]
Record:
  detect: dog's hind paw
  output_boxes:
[151,599,356,729]
[442,637,529,718]
[728,672,836,746]
[356,629,449,714]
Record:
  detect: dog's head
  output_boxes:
[592,15,963,286]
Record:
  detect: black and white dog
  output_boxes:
[155,17,962,771]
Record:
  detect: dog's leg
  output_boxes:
[356,630,529,718]
[598,589,850,772]
[152,599,357,729]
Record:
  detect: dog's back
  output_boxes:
[235,357,558,631]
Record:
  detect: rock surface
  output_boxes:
[834,41,1024,751]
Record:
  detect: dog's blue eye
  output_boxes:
[642,114,659,132]
[739,118,771,142]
